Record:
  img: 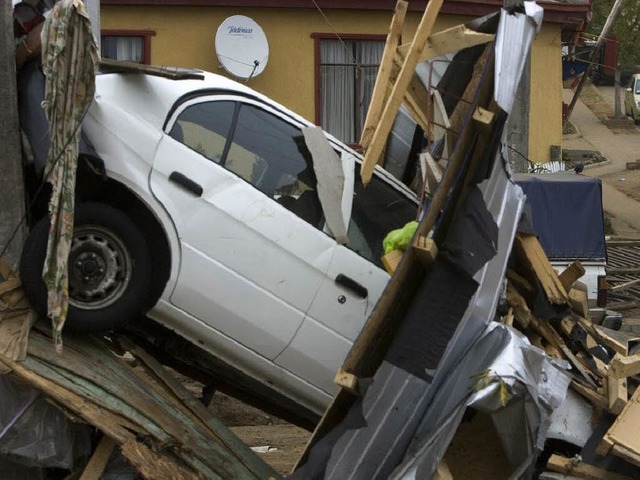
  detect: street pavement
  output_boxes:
[563,88,640,237]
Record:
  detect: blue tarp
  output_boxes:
[514,173,607,260]
[562,61,588,80]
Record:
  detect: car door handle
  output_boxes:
[335,274,368,299]
[169,171,203,197]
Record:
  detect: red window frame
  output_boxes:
[101,29,156,65]
[311,33,387,149]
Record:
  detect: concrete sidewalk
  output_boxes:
[563,89,640,237]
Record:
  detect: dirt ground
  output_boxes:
[601,168,640,204]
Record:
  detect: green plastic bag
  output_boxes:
[383,221,418,254]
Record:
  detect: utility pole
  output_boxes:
[565,0,625,125]
[614,69,622,118]
[0,0,27,270]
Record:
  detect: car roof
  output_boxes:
[94,70,309,132]
[93,68,418,201]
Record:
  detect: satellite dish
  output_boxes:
[215,15,269,80]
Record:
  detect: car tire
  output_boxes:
[21,202,152,332]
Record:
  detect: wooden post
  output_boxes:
[0,0,27,270]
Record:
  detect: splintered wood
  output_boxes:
[506,232,640,470]
[0,329,280,480]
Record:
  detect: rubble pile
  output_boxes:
[505,232,640,475]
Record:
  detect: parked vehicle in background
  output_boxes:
[19,69,418,418]
[624,73,640,124]
[514,173,610,321]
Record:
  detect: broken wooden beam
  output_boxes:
[559,261,586,292]
[79,435,117,480]
[361,0,444,183]
[396,24,494,63]
[607,373,627,415]
[513,233,569,304]
[382,249,404,274]
[569,288,589,319]
[546,453,636,480]
[0,329,281,480]
[609,352,640,379]
[596,385,640,466]
[360,0,408,149]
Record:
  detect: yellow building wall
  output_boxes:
[529,23,563,164]
[102,6,563,165]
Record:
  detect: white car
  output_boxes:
[20,69,418,417]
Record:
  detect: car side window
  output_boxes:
[169,101,235,163]
[635,78,640,95]
[347,170,417,267]
[226,104,325,230]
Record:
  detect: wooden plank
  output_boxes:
[529,316,597,388]
[611,278,640,292]
[569,288,589,318]
[397,24,494,62]
[420,152,444,196]
[402,69,432,135]
[593,325,640,356]
[611,445,640,468]
[361,0,444,183]
[79,435,117,480]
[607,268,640,275]
[334,369,358,395]
[120,439,211,480]
[122,339,280,480]
[513,233,568,304]
[430,89,449,147]
[559,261,586,292]
[360,0,408,149]
[381,249,404,274]
[506,268,534,294]
[600,385,640,462]
[571,380,609,410]
[0,277,21,295]
[506,282,534,328]
[12,331,274,480]
[99,58,205,80]
[610,352,640,379]
[0,356,135,443]
[501,307,514,327]
[546,453,636,480]
[607,373,627,415]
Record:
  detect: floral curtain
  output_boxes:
[41,0,98,350]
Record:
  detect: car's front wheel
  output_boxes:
[21,202,152,332]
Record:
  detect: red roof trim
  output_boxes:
[100,0,591,24]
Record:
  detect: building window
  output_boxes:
[101,30,155,64]
[313,34,385,145]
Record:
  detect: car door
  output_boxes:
[275,168,419,394]
[150,95,336,360]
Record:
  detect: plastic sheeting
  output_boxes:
[515,173,607,260]
[0,376,91,469]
